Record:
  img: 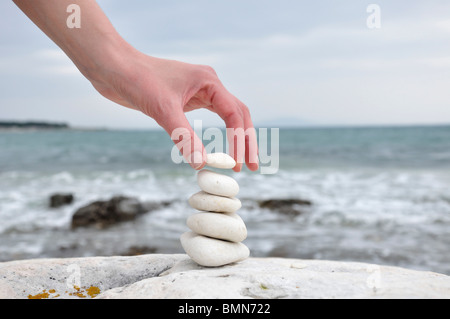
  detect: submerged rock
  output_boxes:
[258,198,312,208]
[71,196,146,229]
[70,196,173,229]
[258,198,312,217]
[121,246,158,256]
[49,193,74,208]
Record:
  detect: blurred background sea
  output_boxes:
[0,125,449,274]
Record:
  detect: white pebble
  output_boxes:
[290,262,307,269]
[180,231,249,267]
[197,169,239,198]
[206,153,236,169]
[188,191,242,214]
[187,212,247,243]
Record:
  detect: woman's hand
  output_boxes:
[13,0,259,171]
[91,52,259,171]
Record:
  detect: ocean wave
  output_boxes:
[0,167,449,273]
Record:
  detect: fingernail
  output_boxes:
[252,154,260,168]
[190,151,204,169]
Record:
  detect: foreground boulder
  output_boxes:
[0,254,183,299]
[0,254,448,299]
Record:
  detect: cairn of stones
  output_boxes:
[180,153,249,267]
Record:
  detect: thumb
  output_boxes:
[158,111,206,170]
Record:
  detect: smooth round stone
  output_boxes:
[197,169,239,198]
[206,153,236,169]
[180,231,250,267]
[188,191,241,213]
[186,212,247,243]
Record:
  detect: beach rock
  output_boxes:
[1,254,449,299]
[49,193,74,208]
[71,196,146,229]
[0,254,184,299]
[186,212,247,243]
[206,153,236,169]
[197,169,239,198]
[188,191,242,213]
[180,232,250,267]
[258,198,312,217]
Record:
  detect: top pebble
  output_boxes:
[205,153,236,169]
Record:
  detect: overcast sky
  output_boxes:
[1,0,450,129]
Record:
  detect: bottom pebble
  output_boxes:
[180,231,249,267]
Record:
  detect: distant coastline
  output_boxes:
[0,120,69,130]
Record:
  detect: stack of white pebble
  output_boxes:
[180,152,250,267]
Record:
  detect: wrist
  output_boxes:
[75,32,136,85]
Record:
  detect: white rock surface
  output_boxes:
[180,231,250,267]
[197,169,239,198]
[186,212,247,243]
[188,191,242,213]
[0,254,184,299]
[206,153,236,169]
[1,254,449,299]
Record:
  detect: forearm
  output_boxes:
[13,0,134,82]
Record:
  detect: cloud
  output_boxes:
[0,48,79,76]
[1,0,450,128]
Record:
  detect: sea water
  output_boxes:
[0,125,449,274]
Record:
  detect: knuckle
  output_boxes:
[241,104,251,116]
[204,64,217,74]
[224,106,244,124]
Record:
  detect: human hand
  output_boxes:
[90,52,259,172]
[13,0,258,172]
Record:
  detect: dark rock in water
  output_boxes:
[71,196,146,229]
[258,198,312,217]
[121,246,158,256]
[259,199,312,208]
[142,200,172,211]
[49,193,74,208]
[267,245,291,258]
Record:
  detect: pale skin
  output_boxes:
[13,0,259,172]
